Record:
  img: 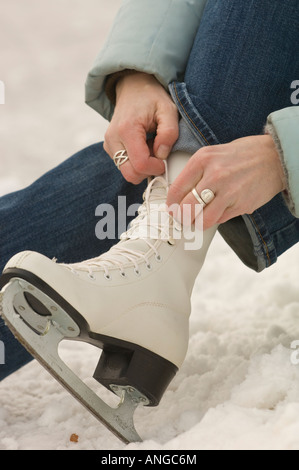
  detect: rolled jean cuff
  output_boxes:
[169,81,299,273]
[169,82,220,147]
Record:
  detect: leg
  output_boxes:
[170,0,299,271]
[185,0,299,142]
[0,142,146,271]
[0,143,146,380]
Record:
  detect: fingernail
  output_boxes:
[156,145,170,160]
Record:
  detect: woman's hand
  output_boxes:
[167,135,287,230]
[104,72,179,184]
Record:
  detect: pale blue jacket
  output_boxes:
[85,0,299,217]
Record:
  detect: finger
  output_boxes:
[123,125,165,177]
[166,153,204,208]
[201,200,227,230]
[180,188,227,230]
[153,104,179,160]
[106,135,147,184]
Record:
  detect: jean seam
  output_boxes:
[173,82,211,146]
[248,214,271,266]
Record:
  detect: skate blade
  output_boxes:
[0,279,147,444]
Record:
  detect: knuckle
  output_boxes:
[195,147,213,166]
[211,167,223,184]
[127,175,144,185]
[133,158,147,174]
[166,124,179,142]
[121,169,138,184]
[198,146,213,157]
[167,102,179,119]
[117,120,128,137]
[209,164,229,185]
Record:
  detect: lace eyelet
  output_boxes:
[104,273,111,281]
[168,239,175,246]
[155,254,162,263]
[134,268,141,277]
[146,264,152,271]
[120,271,126,278]
[88,273,96,280]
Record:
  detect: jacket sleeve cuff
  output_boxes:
[265,107,299,218]
[85,0,208,121]
[264,122,296,215]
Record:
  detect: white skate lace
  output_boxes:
[61,171,182,279]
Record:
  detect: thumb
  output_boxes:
[154,106,179,160]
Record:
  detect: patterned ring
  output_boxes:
[113,150,129,170]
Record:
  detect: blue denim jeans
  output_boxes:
[1,0,299,379]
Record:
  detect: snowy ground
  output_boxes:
[2,0,299,451]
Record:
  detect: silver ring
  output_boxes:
[192,188,215,206]
[192,188,206,206]
[113,150,129,170]
[200,189,215,205]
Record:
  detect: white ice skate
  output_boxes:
[0,152,217,443]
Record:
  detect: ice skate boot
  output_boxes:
[0,151,217,443]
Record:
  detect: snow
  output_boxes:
[1,0,299,451]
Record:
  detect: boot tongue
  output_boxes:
[108,176,170,261]
[94,175,173,268]
[124,176,169,242]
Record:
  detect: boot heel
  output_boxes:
[93,345,178,407]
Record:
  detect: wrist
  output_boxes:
[264,131,287,192]
[105,70,139,105]
[115,72,161,102]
